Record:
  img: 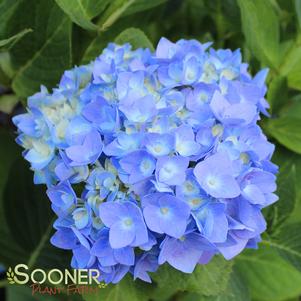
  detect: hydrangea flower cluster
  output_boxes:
[13,38,278,284]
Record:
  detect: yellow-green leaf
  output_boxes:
[55,0,110,31]
[115,27,154,51]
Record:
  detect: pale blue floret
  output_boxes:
[156,155,189,186]
[72,205,91,229]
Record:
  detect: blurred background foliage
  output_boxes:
[0,0,301,300]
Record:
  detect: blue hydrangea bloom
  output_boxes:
[13,38,278,284]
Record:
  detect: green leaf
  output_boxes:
[278,36,301,75]
[286,64,301,91]
[265,223,301,272]
[211,268,250,301]
[150,256,233,300]
[267,76,287,113]
[281,99,301,119]
[0,0,23,37]
[266,161,296,231]
[97,0,137,32]
[271,146,301,225]
[81,24,124,64]
[97,0,166,32]
[83,258,232,301]
[2,0,72,98]
[0,94,19,114]
[4,159,54,252]
[81,0,166,63]
[180,268,250,301]
[0,52,15,81]
[0,64,11,86]
[121,0,167,17]
[0,137,69,267]
[55,0,110,31]
[83,276,150,301]
[295,0,301,29]
[236,245,301,301]
[80,26,150,65]
[266,116,301,154]
[277,35,301,91]
[0,29,32,52]
[178,293,202,301]
[80,34,111,64]
[0,129,20,206]
[237,0,280,67]
[115,28,154,51]
[1,157,70,269]
[0,129,27,266]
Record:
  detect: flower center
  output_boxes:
[191,198,201,205]
[240,152,249,164]
[211,124,223,137]
[185,182,194,192]
[160,207,169,215]
[154,145,163,153]
[208,178,216,187]
[123,218,133,227]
